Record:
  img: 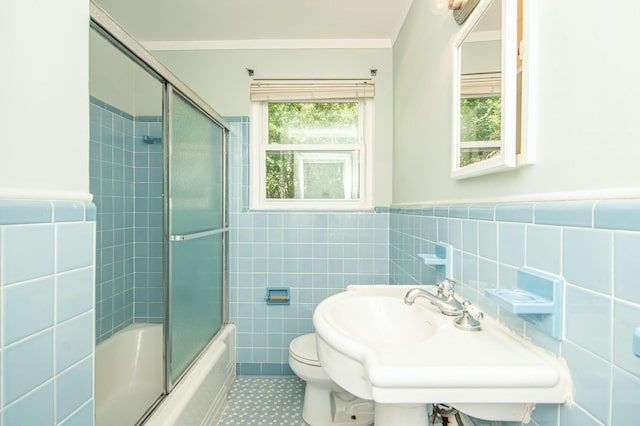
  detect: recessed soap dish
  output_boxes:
[485,268,564,340]
[417,242,452,279]
[484,288,555,314]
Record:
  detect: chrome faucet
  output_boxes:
[403,280,464,316]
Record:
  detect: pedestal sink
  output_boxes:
[313,285,573,425]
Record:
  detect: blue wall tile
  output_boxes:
[529,403,559,426]
[2,382,54,426]
[56,223,94,272]
[1,224,55,285]
[478,258,498,293]
[462,220,478,254]
[613,300,640,377]
[1,197,95,424]
[478,221,497,260]
[559,404,602,426]
[55,312,93,373]
[563,341,611,423]
[58,401,93,426]
[612,368,640,425]
[91,98,163,337]
[2,330,54,405]
[563,228,612,294]
[2,277,54,345]
[614,232,640,304]
[565,285,612,360]
[526,225,561,274]
[55,357,93,422]
[498,223,525,267]
[228,113,391,368]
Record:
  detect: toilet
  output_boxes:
[289,333,374,426]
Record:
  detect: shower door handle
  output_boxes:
[169,228,228,241]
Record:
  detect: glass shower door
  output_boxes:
[167,88,226,386]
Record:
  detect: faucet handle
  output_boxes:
[454,300,483,331]
[464,300,484,321]
[438,279,456,296]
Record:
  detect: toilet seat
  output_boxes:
[290,333,321,366]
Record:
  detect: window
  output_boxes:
[250,80,374,210]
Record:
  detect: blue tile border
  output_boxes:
[237,362,294,376]
[449,206,469,219]
[84,202,96,221]
[386,199,640,231]
[595,200,640,231]
[535,201,594,227]
[53,202,85,223]
[0,200,52,225]
[469,204,495,221]
[91,96,134,121]
[495,203,535,223]
[0,200,96,225]
[136,115,163,123]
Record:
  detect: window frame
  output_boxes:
[250,95,374,211]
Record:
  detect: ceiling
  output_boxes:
[94,0,415,48]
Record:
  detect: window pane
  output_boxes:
[460,96,501,166]
[265,151,360,200]
[268,102,358,145]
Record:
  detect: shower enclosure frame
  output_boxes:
[90,0,230,420]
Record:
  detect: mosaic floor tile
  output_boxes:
[218,376,309,425]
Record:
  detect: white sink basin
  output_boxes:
[313,285,573,424]
[329,295,438,345]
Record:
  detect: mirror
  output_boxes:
[452,0,536,179]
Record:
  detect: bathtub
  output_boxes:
[95,323,164,426]
[95,322,236,426]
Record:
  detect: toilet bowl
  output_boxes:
[289,333,374,426]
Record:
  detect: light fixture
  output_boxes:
[448,0,465,10]
[431,0,481,24]
[452,0,480,24]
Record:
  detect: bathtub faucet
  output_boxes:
[403,280,464,316]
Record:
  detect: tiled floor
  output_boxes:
[217,377,501,426]
[218,376,309,425]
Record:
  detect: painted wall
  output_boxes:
[0,0,89,201]
[151,48,394,207]
[392,0,640,204]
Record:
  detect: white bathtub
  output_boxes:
[95,322,236,426]
[95,323,164,426]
